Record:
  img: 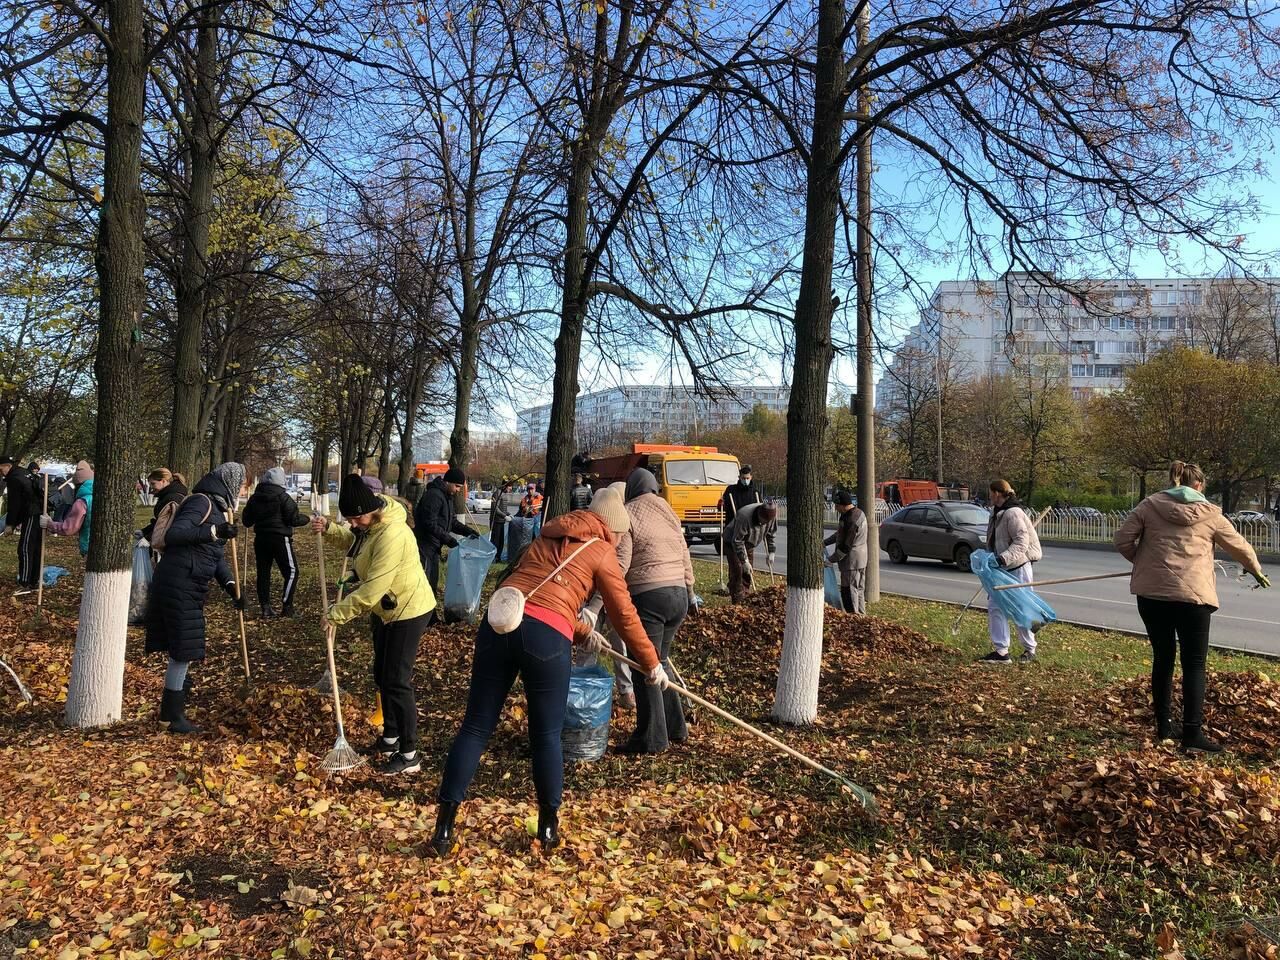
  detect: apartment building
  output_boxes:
[880,272,1277,406]
[517,384,789,451]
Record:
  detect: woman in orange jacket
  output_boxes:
[430,487,664,855]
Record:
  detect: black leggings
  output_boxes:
[1137,596,1213,730]
[371,612,431,752]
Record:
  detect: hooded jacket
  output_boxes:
[1115,488,1261,608]
[986,499,1042,570]
[48,478,94,555]
[242,467,308,538]
[623,468,693,595]
[729,501,777,555]
[3,464,39,526]
[501,510,660,671]
[414,476,474,552]
[324,495,435,626]
[569,482,594,511]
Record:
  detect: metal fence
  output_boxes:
[1034,510,1280,556]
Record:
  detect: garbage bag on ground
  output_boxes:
[970,549,1056,631]
[562,663,613,762]
[824,564,843,609]
[42,566,70,588]
[443,536,497,624]
[128,541,153,625]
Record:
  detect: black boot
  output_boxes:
[429,802,459,857]
[536,806,560,849]
[1155,719,1182,742]
[1182,726,1223,755]
[159,687,177,723]
[281,603,298,620]
[164,688,200,735]
[260,604,277,619]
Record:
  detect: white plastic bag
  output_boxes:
[128,540,153,625]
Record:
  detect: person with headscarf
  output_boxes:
[145,462,248,734]
[242,466,310,618]
[39,460,94,556]
[616,468,695,753]
[312,474,435,775]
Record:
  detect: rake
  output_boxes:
[315,528,364,772]
[611,649,877,813]
[993,571,1130,591]
[27,473,49,627]
[0,657,33,702]
[714,513,729,595]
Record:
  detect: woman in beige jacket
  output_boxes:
[1114,461,1270,753]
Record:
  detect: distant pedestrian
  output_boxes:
[0,457,43,589]
[145,462,248,734]
[489,481,512,560]
[40,460,94,556]
[977,479,1042,666]
[720,464,762,527]
[1115,460,1269,753]
[403,469,426,508]
[413,467,481,601]
[569,472,593,511]
[824,490,867,614]
[241,466,309,618]
[726,501,778,603]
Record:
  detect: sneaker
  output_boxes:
[381,752,422,775]
[371,737,399,759]
[1018,650,1037,664]
[977,651,1012,666]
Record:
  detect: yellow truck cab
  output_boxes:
[590,444,742,548]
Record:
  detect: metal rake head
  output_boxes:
[320,736,366,774]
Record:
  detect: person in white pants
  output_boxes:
[979,479,1043,665]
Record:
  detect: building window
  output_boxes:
[1095,364,1126,378]
[1152,316,1176,331]
[1182,290,1202,306]
[1071,364,1092,377]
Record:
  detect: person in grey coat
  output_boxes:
[979,479,1044,665]
[727,500,778,603]
[824,490,867,613]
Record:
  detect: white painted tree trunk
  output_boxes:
[64,570,132,728]
[772,586,824,725]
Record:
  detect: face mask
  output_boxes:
[741,478,751,486]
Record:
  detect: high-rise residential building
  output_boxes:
[879,272,1279,407]
[516,384,789,451]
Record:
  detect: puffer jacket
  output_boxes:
[987,500,1042,570]
[1115,488,1261,608]
[624,493,694,595]
[569,483,594,511]
[323,495,435,626]
[145,473,238,662]
[502,511,660,671]
[242,470,308,539]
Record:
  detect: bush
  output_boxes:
[1029,487,1133,512]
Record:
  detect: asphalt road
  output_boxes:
[691,528,1280,658]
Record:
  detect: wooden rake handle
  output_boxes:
[35,474,48,610]
[225,510,251,681]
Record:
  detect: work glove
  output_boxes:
[584,630,608,655]
[215,521,238,540]
[1252,571,1272,589]
[646,663,670,689]
[995,556,1006,568]
[466,527,482,539]
[687,589,700,617]
[133,528,144,540]
[38,514,51,529]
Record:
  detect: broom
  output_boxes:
[315,528,363,772]
[611,649,876,813]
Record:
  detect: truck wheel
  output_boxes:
[953,543,973,572]
[887,541,908,564]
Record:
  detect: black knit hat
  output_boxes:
[338,473,382,517]
[833,489,854,506]
[443,467,465,485]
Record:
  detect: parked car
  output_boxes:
[1229,510,1272,525]
[880,500,991,572]
[467,491,493,514]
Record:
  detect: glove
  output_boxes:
[467,527,482,539]
[133,529,144,540]
[584,630,608,654]
[580,606,599,631]
[38,515,50,529]
[1252,571,1272,589]
[646,663,670,689]
[215,521,238,540]
[687,589,700,617]
[226,582,244,608]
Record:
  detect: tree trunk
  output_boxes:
[398,357,428,490]
[167,4,220,480]
[772,0,846,726]
[311,432,329,515]
[220,387,239,464]
[449,309,479,474]
[65,0,146,728]
[209,392,227,469]
[854,0,878,605]
[542,140,594,519]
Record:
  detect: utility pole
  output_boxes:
[854,0,879,603]
[936,323,943,485]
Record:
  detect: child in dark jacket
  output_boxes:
[241,466,309,618]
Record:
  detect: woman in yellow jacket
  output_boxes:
[312,474,435,776]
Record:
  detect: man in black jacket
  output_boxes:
[413,467,481,600]
[242,466,310,618]
[720,464,763,526]
[1,457,43,589]
[569,473,593,511]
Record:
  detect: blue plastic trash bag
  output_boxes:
[824,564,843,609]
[443,536,497,624]
[970,549,1056,632]
[506,516,537,563]
[128,541,153,625]
[42,566,70,588]
[562,664,614,761]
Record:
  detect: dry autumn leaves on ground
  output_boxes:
[3,532,1280,958]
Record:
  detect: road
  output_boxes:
[691,528,1280,658]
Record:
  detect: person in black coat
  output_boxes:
[720,464,763,526]
[0,457,43,588]
[145,462,247,734]
[241,466,309,618]
[569,473,593,511]
[413,468,480,600]
[140,468,188,541]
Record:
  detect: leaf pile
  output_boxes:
[1211,923,1280,959]
[1033,750,1280,867]
[212,684,369,755]
[1099,671,1280,759]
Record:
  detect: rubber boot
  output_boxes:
[429,802,459,857]
[536,806,560,849]
[165,688,201,735]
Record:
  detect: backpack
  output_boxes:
[150,494,213,553]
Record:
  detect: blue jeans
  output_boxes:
[438,617,571,807]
